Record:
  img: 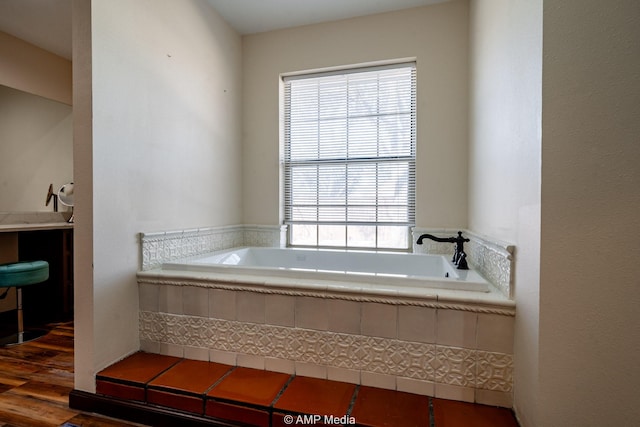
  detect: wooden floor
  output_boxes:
[0,323,145,427]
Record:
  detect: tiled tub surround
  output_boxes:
[137,280,515,408]
[140,225,287,271]
[137,224,516,407]
[142,225,514,297]
[412,228,515,298]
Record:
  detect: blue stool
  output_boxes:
[0,261,49,346]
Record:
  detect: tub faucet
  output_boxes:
[416,231,470,270]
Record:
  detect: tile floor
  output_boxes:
[96,352,520,427]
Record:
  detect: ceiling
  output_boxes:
[206,0,448,35]
[0,0,446,60]
[0,0,72,59]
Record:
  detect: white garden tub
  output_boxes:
[162,247,490,292]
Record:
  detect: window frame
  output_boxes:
[282,62,417,251]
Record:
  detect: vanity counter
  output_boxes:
[0,212,73,232]
[0,222,73,232]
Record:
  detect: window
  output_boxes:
[283,62,416,250]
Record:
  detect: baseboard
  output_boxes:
[68,390,241,427]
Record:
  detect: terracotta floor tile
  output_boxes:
[273,376,356,418]
[148,359,232,395]
[432,398,519,427]
[96,352,181,385]
[95,352,181,402]
[147,360,233,414]
[350,386,430,427]
[92,353,519,427]
[95,379,147,402]
[147,389,206,415]
[206,367,291,427]
[209,400,272,427]
[207,367,291,407]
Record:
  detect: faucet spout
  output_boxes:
[416,233,456,245]
[416,231,470,270]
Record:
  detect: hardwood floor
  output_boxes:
[0,322,145,427]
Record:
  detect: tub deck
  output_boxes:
[162,247,492,293]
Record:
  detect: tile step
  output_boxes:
[93,351,518,427]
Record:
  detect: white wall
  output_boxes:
[73,0,242,392]
[468,0,542,243]
[0,85,73,212]
[242,1,469,228]
[468,1,542,426]
[539,0,640,425]
[72,0,94,393]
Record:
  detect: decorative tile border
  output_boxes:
[243,224,287,248]
[411,228,515,298]
[476,351,514,392]
[139,311,513,394]
[139,225,287,270]
[139,226,243,270]
[465,232,514,298]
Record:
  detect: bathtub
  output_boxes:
[162,247,490,293]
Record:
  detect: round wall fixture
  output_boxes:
[58,182,74,223]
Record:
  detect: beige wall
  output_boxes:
[468,1,542,426]
[469,1,640,424]
[0,85,73,212]
[72,0,94,394]
[73,0,243,392]
[242,1,469,228]
[0,31,72,105]
[0,30,73,214]
[468,0,541,243]
[472,0,640,424]
[539,0,640,425]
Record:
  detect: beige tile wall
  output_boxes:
[138,282,515,408]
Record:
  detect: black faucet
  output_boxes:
[416,231,470,270]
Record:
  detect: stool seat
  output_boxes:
[0,261,49,346]
[0,261,49,287]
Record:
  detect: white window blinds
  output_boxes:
[283,63,416,249]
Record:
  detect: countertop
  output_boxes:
[0,212,73,232]
[0,222,73,232]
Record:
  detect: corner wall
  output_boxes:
[539,0,640,425]
[468,1,542,425]
[242,0,469,228]
[73,0,243,392]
